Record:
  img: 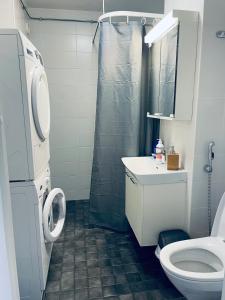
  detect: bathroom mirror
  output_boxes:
[148,24,179,118]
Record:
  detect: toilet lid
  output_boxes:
[211,192,225,238]
[160,237,225,282]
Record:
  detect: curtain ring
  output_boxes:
[141,17,146,25]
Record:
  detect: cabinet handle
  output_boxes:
[125,172,137,184]
[130,177,137,184]
[125,171,131,178]
[125,171,137,184]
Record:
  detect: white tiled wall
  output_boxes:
[161,0,205,236]
[191,0,225,236]
[29,9,100,200]
[162,0,225,237]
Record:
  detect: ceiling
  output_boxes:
[25,0,164,13]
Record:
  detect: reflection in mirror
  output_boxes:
[148,24,179,117]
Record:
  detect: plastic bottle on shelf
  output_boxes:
[155,139,165,162]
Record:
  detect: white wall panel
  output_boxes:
[162,0,225,236]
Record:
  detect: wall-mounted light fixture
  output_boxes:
[144,12,178,47]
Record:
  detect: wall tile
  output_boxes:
[46,68,80,85]
[190,207,209,238]
[51,175,78,190]
[79,147,93,162]
[29,20,42,36]
[78,130,95,147]
[78,161,92,176]
[78,175,92,190]
[211,179,225,213]
[191,178,208,209]
[50,161,78,177]
[42,33,77,51]
[199,24,225,99]
[41,50,78,69]
[39,20,76,35]
[76,52,98,70]
[51,99,79,119]
[48,84,77,101]
[194,99,225,156]
[50,147,78,163]
[77,35,93,52]
[161,0,225,237]
[76,22,96,35]
[210,178,225,230]
[74,99,96,118]
[29,19,98,200]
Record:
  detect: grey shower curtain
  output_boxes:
[90,22,158,232]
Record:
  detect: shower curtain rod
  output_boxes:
[92,11,163,43]
[19,0,98,23]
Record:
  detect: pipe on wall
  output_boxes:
[19,0,98,23]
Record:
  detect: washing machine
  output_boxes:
[0,29,50,181]
[10,166,66,300]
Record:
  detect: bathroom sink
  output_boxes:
[121,156,187,185]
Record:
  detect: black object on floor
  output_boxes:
[44,200,186,300]
[158,230,190,249]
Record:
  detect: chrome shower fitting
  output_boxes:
[216,31,225,38]
[204,141,215,235]
[204,141,215,173]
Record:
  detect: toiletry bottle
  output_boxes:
[155,139,164,162]
[167,146,179,170]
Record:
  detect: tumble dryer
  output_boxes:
[0,29,67,300]
[10,166,66,300]
[0,29,50,181]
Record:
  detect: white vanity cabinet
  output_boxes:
[122,157,187,246]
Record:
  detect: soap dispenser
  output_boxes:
[155,139,165,162]
[167,146,179,170]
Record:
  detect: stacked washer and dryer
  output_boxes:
[0,29,66,299]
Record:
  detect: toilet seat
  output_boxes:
[159,193,225,300]
[160,236,225,282]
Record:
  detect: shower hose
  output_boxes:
[207,172,212,235]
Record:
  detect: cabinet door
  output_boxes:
[125,173,143,243]
[142,182,187,245]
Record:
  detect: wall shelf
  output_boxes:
[147,112,174,121]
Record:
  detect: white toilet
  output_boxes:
[160,192,225,300]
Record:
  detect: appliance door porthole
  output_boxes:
[43,188,66,242]
[31,66,51,141]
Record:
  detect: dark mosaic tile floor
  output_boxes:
[44,201,185,300]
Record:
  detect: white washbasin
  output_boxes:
[121,156,187,185]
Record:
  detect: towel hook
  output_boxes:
[216,31,225,38]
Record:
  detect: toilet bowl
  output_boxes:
[160,192,225,300]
